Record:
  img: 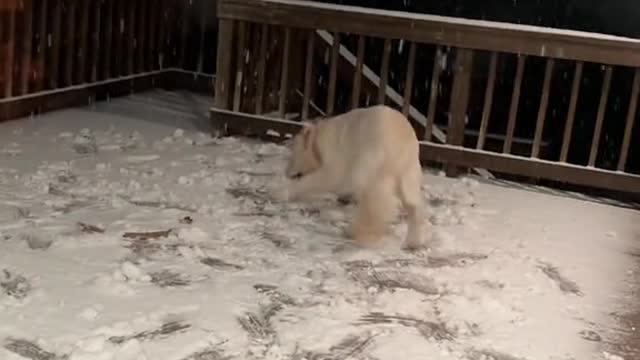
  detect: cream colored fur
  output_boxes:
[281,105,426,249]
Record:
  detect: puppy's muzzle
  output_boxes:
[286,171,303,180]
[285,166,303,180]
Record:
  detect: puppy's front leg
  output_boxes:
[288,169,337,200]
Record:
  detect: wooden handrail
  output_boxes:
[218,0,640,67]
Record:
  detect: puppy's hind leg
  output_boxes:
[350,177,396,247]
[397,162,426,250]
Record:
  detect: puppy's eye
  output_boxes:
[293,173,303,179]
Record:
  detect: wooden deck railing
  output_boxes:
[0,0,216,120]
[211,0,640,194]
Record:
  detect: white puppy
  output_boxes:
[281,105,426,249]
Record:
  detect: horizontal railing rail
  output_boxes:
[219,0,640,67]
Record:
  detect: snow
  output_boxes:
[0,91,638,360]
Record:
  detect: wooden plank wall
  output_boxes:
[0,0,217,100]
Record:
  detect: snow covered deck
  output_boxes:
[0,91,638,360]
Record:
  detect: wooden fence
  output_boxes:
[0,0,217,120]
[211,0,640,194]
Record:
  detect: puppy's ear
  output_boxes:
[300,121,315,130]
[300,122,316,149]
[282,137,294,147]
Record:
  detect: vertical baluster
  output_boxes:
[102,0,114,79]
[377,38,391,105]
[301,30,315,120]
[255,24,269,114]
[64,0,77,86]
[136,0,147,73]
[196,0,206,72]
[91,0,101,82]
[278,27,291,118]
[178,0,189,68]
[77,0,90,84]
[559,61,583,162]
[350,35,365,109]
[147,0,158,71]
[424,46,442,141]
[401,42,417,118]
[617,68,640,172]
[4,4,17,97]
[476,51,498,150]
[20,0,34,95]
[50,0,63,88]
[156,0,166,69]
[126,0,136,74]
[588,65,613,167]
[326,32,340,116]
[35,0,48,91]
[115,0,125,75]
[503,54,526,154]
[531,58,555,158]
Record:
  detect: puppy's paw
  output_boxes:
[267,184,290,202]
[402,241,424,252]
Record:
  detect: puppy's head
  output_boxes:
[285,122,322,180]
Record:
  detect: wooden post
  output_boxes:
[232,21,246,112]
[213,19,235,110]
[446,48,474,177]
[212,18,235,135]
